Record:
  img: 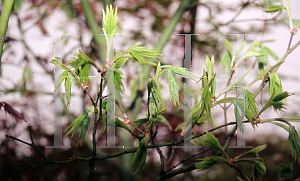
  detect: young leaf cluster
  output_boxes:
[130,132,149,174]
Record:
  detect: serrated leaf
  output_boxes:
[164,65,196,80]
[234,99,244,133]
[155,62,161,82]
[201,85,213,125]
[65,73,72,107]
[245,89,258,129]
[272,91,290,102]
[288,126,300,163]
[196,156,228,172]
[270,91,292,112]
[168,70,179,106]
[235,144,267,159]
[65,110,89,137]
[251,160,266,181]
[200,131,227,156]
[115,69,125,94]
[80,64,90,85]
[129,50,157,66]
[279,162,293,180]
[102,5,118,35]
[114,57,128,69]
[78,116,89,145]
[130,46,163,63]
[130,133,149,174]
[269,71,283,97]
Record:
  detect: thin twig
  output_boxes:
[28,124,47,162]
[287,32,294,51]
[5,134,32,146]
[166,148,212,173]
[151,124,167,173]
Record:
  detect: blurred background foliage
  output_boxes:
[0,0,300,180]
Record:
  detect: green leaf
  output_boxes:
[244,89,258,128]
[288,126,300,163]
[271,91,292,112]
[196,156,228,172]
[163,65,196,80]
[236,49,266,67]
[200,131,227,157]
[270,122,289,131]
[285,0,293,30]
[115,117,132,133]
[224,40,232,57]
[247,40,262,53]
[80,64,90,85]
[130,45,163,63]
[78,116,89,146]
[269,71,283,97]
[231,41,245,67]
[129,50,157,66]
[201,85,213,125]
[102,5,118,34]
[114,69,125,94]
[155,62,161,82]
[167,70,179,106]
[296,18,300,31]
[235,144,267,159]
[205,55,214,78]
[65,73,72,107]
[211,78,216,97]
[216,70,250,98]
[55,70,68,90]
[156,115,172,130]
[237,176,251,181]
[251,160,266,181]
[65,110,89,137]
[263,5,284,12]
[114,57,128,69]
[279,162,293,180]
[131,118,148,126]
[220,51,231,74]
[272,91,290,102]
[260,45,279,61]
[22,66,31,84]
[130,133,149,174]
[244,49,266,59]
[234,99,244,133]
